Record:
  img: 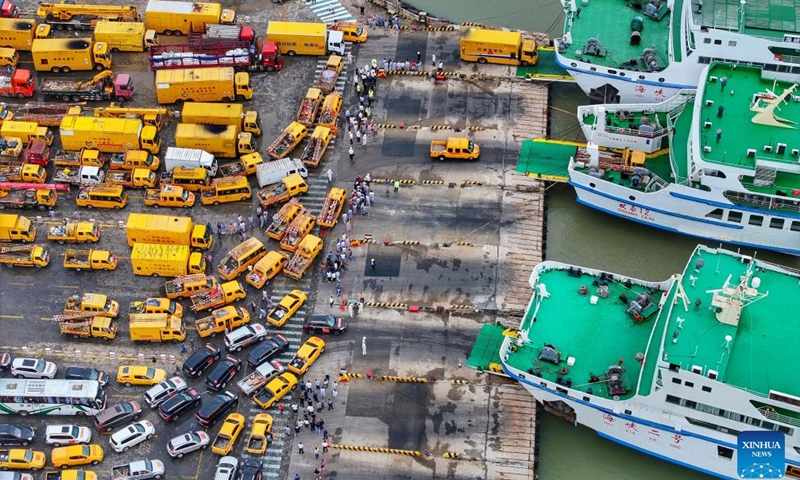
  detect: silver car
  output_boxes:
[166,431,210,458]
[224,324,267,352]
[45,425,92,447]
[144,377,188,408]
[10,358,57,379]
[214,456,238,480]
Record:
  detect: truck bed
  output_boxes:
[284,255,311,279]
[39,78,94,93]
[105,170,132,184]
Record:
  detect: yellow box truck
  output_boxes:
[126,213,212,249]
[94,21,158,52]
[0,18,45,51]
[31,38,111,73]
[129,313,186,342]
[181,102,261,136]
[266,21,344,56]
[59,116,161,154]
[175,123,255,158]
[459,28,538,66]
[0,213,35,242]
[155,67,251,104]
[0,121,53,145]
[145,0,235,35]
[130,242,206,277]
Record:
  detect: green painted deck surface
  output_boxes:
[505,266,666,401]
[698,0,800,38]
[669,100,693,183]
[466,323,507,371]
[698,63,800,169]
[662,248,800,397]
[560,0,671,69]
[515,47,573,81]
[742,171,800,194]
[671,0,684,62]
[517,139,576,182]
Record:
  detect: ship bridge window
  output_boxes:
[717,446,734,459]
[748,215,764,226]
[702,386,712,393]
[728,41,737,47]
[672,378,682,385]
[713,39,722,45]
[770,218,785,229]
[608,69,617,75]
[703,38,711,44]
[705,208,724,220]
[727,211,742,223]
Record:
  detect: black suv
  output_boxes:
[158,388,202,422]
[182,343,221,378]
[0,424,35,446]
[94,401,142,432]
[302,315,348,335]
[195,391,238,428]
[246,334,289,368]
[205,355,241,391]
[240,458,263,480]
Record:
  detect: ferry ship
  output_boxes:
[554,0,800,103]
[569,61,800,256]
[500,244,800,479]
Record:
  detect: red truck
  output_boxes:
[0,139,49,166]
[0,69,35,98]
[149,40,282,72]
[0,0,19,18]
[191,24,256,44]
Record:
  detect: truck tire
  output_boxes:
[151,273,160,277]
[50,66,61,73]
[236,95,245,102]
[60,94,70,101]
[58,240,65,245]
[62,66,71,73]
[439,155,445,161]
[86,205,93,209]
[16,93,24,99]
[94,64,105,72]
[71,95,80,102]
[287,50,296,56]
[478,57,487,64]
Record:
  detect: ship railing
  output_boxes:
[724,190,800,214]
[757,406,800,428]
[604,125,670,138]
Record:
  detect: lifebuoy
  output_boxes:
[775,54,783,61]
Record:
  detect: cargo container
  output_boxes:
[126,213,213,249]
[265,21,344,56]
[94,21,158,52]
[59,116,160,154]
[154,67,251,104]
[145,1,235,36]
[31,38,111,73]
[129,312,186,342]
[174,123,255,158]
[130,242,206,277]
[181,102,260,136]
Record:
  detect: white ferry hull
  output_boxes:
[512,377,738,479]
[568,171,800,256]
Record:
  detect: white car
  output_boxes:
[144,377,188,408]
[214,456,238,480]
[109,420,155,453]
[45,425,92,447]
[166,431,210,458]
[224,324,267,352]
[11,358,57,379]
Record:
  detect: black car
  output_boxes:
[0,424,35,446]
[182,343,221,378]
[158,388,202,422]
[240,458,263,480]
[246,334,289,368]
[303,315,348,335]
[205,355,242,391]
[195,391,238,428]
[64,366,109,387]
[0,353,11,371]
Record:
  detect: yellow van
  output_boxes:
[200,176,252,206]
[161,166,211,192]
[218,237,267,280]
[333,22,368,43]
[164,274,218,299]
[245,251,290,288]
[75,185,128,209]
[0,47,18,67]
[113,150,160,170]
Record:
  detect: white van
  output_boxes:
[255,158,308,188]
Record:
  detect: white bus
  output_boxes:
[0,379,107,416]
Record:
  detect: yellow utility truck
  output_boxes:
[145,0,235,36]
[265,122,307,159]
[36,3,142,30]
[164,274,217,299]
[31,38,111,73]
[129,313,185,342]
[63,292,119,317]
[190,279,245,312]
[430,138,481,161]
[459,28,538,66]
[195,305,249,338]
[283,234,322,279]
[94,21,158,52]
[48,221,100,244]
[181,102,261,136]
[130,242,206,277]
[53,313,118,340]
[59,116,160,154]
[296,88,322,127]
[155,67,251,104]
[0,213,35,242]
[0,243,49,267]
[0,18,46,51]
[126,213,212,250]
[63,248,117,271]
[265,21,345,56]
[144,184,195,208]
[0,121,53,145]
[175,123,255,158]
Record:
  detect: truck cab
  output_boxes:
[430,138,480,161]
[113,73,134,101]
[234,72,252,100]
[5,68,34,98]
[144,184,196,208]
[260,40,282,72]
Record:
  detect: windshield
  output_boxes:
[467,141,475,153]
[81,445,90,456]
[181,190,189,201]
[35,361,45,372]
[325,317,336,327]
[145,368,155,378]
[167,302,176,314]
[23,450,33,462]
[69,426,80,437]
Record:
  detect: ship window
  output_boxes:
[705,208,723,219]
[703,38,711,44]
[728,41,737,47]
[666,394,680,405]
[672,378,682,384]
[702,386,712,392]
[556,387,568,395]
[727,211,742,223]
[590,67,597,71]
[685,381,694,388]
[770,218,785,229]
[658,78,665,82]
[794,446,800,455]
[608,69,617,74]
[748,215,763,226]
[668,363,680,372]
[699,56,711,64]
[624,409,632,415]
[717,446,734,459]
[791,221,800,232]
[629,195,636,201]
[540,382,547,387]
[589,183,596,188]
[620,72,626,77]
[583,396,590,402]
[571,63,577,67]
[685,400,698,409]
[713,39,722,45]
[639,75,645,80]
[792,67,800,74]
[764,63,778,71]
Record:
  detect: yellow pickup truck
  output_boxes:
[430,138,480,161]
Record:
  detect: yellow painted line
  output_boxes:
[54,285,80,288]
[0,315,24,319]
[8,282,32,286]
[193,446,205,480]
[39,317,52,321]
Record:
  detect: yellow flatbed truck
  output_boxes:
[0,243,49,267]
[63,248,117,271]
[266,122,307,159]
[283,234,322,280]
[47,221,100,244]
[53,313,118,339]
[256,173,307,209]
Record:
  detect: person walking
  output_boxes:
[393,180,400,192]
[326,168,333,182]
[370,258,376,270]
[329,295,334,308]
[361,133,367,147]
[322,440,329,453]
[348,146,355,161]
[431,53,436,67]
[298,442,304,454]
[314,446,320,459]
[327,399,334,410]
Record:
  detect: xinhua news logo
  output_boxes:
[738,431,785,478]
